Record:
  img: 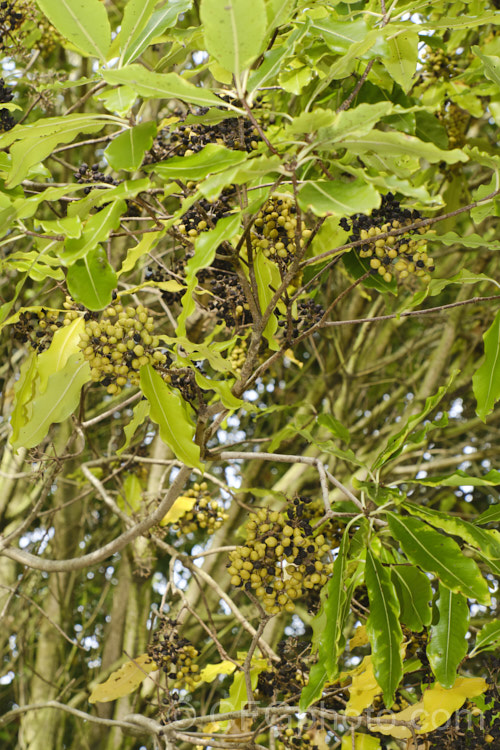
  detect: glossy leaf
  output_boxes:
[103,65,227,109]
[311,16,371,52]
[63,201,126,264]
[105,122,157,171]
[35,0,111,61]
[383,31,419,92]
[472,308,500,421]
[117,398,150,456]
[476,503,500,525]
[36,318,85,393]
[387,513,491,604]
[200,0,267,76]
[317,102,393,142]
[118,230,165,277]
[391,564,432,631]
[470,619,500,656]
[473,47,500,87]
[403,501,500,560]
[338,130,468,165]
[298,180,380,218]
[120,0,193,66]
[365,549,403,706]
[139,364,202,470]
[89,654,158,703]
[160,495,197,525]
[372,373,455,471]
[12,355,91,451]
[299,530,349,709]
[148,144,248,182]
[427,584,469,688]
[66,247,118,311]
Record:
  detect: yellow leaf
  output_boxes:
[89,654,158,703]
[203,722,222,734]
[284,349,303,368]
[345,656,382,716]
[368,701,424,739]
[198,660,237,684]
[341,732,381,749]
[350,624,369,649]
[418,676,488,733]
[159,495,197,525]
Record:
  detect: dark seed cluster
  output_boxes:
[148,617,201,691]
[277,726,318,750]
[12,308,61,352]
[72,301,170,395]
[74,162,121,195]
[227,499,332,615]
[144,115,262,165]
[0,77,15,131]
[340,192,434,283]
[162,367,199,405]
[257,638,310,701]
[208,274,252,328]
[168,482,228,537]
[0,1,25,52]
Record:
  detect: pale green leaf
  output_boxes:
[405,469,500,488]
[13,356,92,451]
[9,353,38,448]
[66,247,118,311]
[470,619,500,656]
[473,309,500,421]
[265,0,295,33]
[387,513,491,605]
[338,130,468,165]
[118,230,165,278]
[120,1,193,67]
[139,365,202,469]
[427,584,469,688]
[35,0,111,61]
[200,0,267,76]
[383,31,419,92]
[298,180,380,218]
[117,0,157,61]
[317,102,393,142]
[365,549,403,706]
[117,399,150,455]
[476,503,500,526]
[105,122,157,172]
[391,564,432,632]
[103,65,228,109]
[472,47,500,87]
[63,201,126,264]
[254,250,281,351]
[147,144,248,182]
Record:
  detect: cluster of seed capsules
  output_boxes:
[12,308,62,351]
[257,638,310,701]
[67,301,169,396]
[251,196,312,268]
[148,618,201,691]
[277,727,318,750]
[168,483,228,537]
[74,162,121,194]
[0,76,15,131]
[0,1,25,52]
[227,498,332,615]
[145,113,261,164]
[340,192,435,284]
[438,101,470,148]
[420,45,468,85]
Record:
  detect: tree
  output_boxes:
[0,0,499,748]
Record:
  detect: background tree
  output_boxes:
[0,1,500,749]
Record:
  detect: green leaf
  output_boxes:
[103,65,226,109]
[120,0,193,66]
[407,269,500,311]
[338,130,468,165]
[342,248,397,296]
[383,31,419,92]
[148,144,248,182]
[63,200,126,264]
[311,16,372,52]
[4,115,107,188]
[200,0,267,76]
[219,656,266,712]
[297,180,380,218]
[476,503,500,526]
[402,501,500,561]
[387,513,491,605]
[265,0,295,33]
[473,47,500,88]
[105,122,157,171]
[68,178,151,218]
[12,355,91,451]
[317,413,350,444]
[300,530,350,710]
[66,247,118,311]
[176,213,241,335]
[117,399,150,456]
[9,352,38,448]
[117,473,143,515]
[118,230,165,277]
[406,469,500,488]
[427,584,469,689]
[365,549,403,706]
[372,372,455,471]
[139,364,202,469]
[96,86,138,117]
[317,102,393,142]
[279,65,312,95]
[417,232,500,252]
[391,564,432,632]
[35,0,111,61]
[470,619,500,656]
[473,309,500,421]
[254,249,281,351]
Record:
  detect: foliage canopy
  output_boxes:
[0,1,500,749]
